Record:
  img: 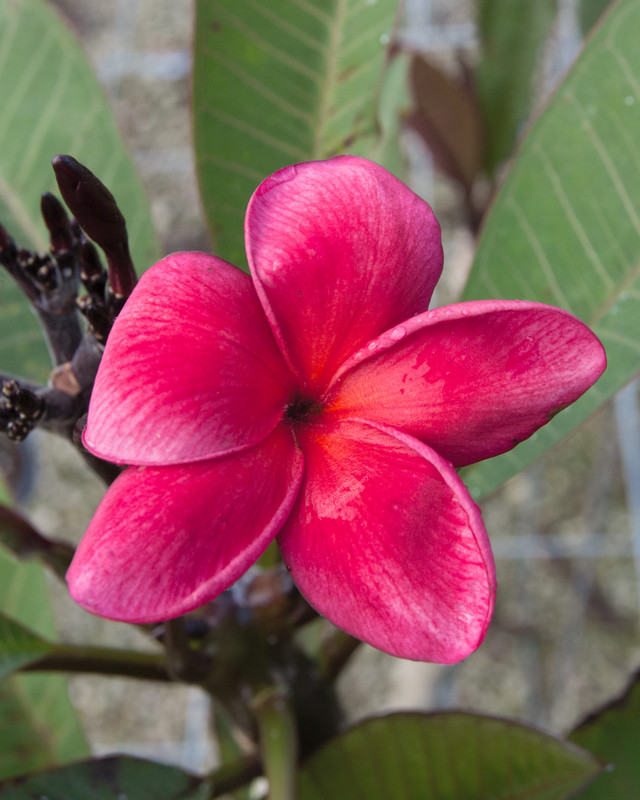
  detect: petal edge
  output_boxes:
[327,300,606,466]
[85,252,296,466]
[246,156,443,393]
[279,419,495,663]
[68,424,303,622]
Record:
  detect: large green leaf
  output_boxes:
[461,0,640,498]
[0,755,210,800]
[193,0,397,267]
[0,549,88,780]
[475,0,557,175]
[0,0,159,382]
[0,612,53,681]
[298,712,602,799]
[579,0,614,34]
[0,671,87,782]
[368,52,411,182]
[0,753,264,799]
[569,669,640,798]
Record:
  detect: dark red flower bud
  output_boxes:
[52,155,137,300]
[78,240,105,283]
[40,192,73,253]
[0,223,17,265]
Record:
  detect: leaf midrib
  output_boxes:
[313,0,348,158]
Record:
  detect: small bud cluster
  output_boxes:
[0,379,44,441]
[0,156,138,447]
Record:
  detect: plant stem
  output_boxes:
[22,644,171,682]
[205,754,262,799]
[0,503,74,580]
[253,685,298,800]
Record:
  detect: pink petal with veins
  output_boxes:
[68,424,303,622]
[278,419,495,663]
[84,252,296,466]
[246,156,442,393]
[327,301,606,466]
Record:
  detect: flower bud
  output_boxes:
[40,192,73,253]
[52,155,137,300]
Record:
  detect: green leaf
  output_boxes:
[0,612,52,681]
[298,712,602,800]
[0,672,86,782]
[569,669,640,798]
[475,0,557,175]
[193,0,397,267]
[461,0,640,498]
[0,755,210,800]
[579,0,615,34]
[368,52,412,182]
[0,546,57,642]
[0,753,265,799]
[0,0,159,382]
[0,549,88,780]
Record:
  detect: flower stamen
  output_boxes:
[286,395,323,423]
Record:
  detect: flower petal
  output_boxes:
[84,252,297,466]
[278,419,495,663]
[246,156,442,393]
[326,301,606,467]
[67,424,303,622]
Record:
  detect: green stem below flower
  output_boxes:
[205,753,262,798]
[253,685,298,800]
[21,643,171,682]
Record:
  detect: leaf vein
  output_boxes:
[507,197,572,309]
[206,108,309,159]
[203,45,316,125]
[533,144,614,292]
[212,5,322,82]
[314,0,348,157]
[567,90,640,238]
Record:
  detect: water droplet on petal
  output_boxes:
[368,341,377,351]
[390,326,406,341]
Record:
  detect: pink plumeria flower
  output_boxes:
[67,157,605,663]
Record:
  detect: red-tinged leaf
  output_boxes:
[410,56,482,192]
